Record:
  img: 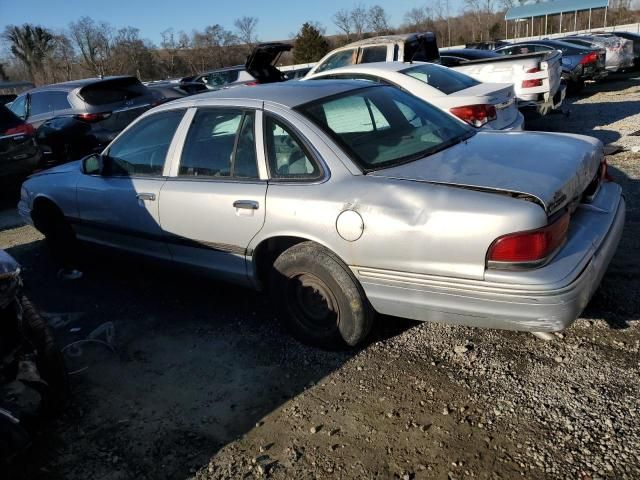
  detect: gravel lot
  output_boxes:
[1,73,639,480]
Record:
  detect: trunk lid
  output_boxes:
[369,131,602,215]
[245,42,293,84]
[449,82,518,130]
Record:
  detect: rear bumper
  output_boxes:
[518,84,566,115]
[498,112,525,131]
[354,185,625,332]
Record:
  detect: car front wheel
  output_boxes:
[270,242,373,349]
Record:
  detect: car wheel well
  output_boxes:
[253,236,314,288]
[31,197,63,233]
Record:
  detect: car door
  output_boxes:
[158,104,267,285]
[75,108,186,258]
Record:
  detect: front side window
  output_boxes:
[9,95,27,119]
[106,109,185,177]
[179,109,258,178]
[315,49,356,73]
[297,86,474,172]
[402,64,480,94]
[265,116,321,179]
[360,46,387,64]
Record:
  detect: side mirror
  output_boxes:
[81,153,104,175]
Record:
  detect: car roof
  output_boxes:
[310,62,415,75]
[345,32,428,47]
[196,66,245,75]
[26,76,139,93]
[512,39,591,49]
[441,48,499,58]
[165,80,376,109]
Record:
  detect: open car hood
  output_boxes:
[370,131,603,215]
[245,42,293,84]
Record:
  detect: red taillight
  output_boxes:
[579,51,598,65]
[3,122,35,136]
[244,81,259,86]
[449,104,497,127]
[74,112,112,123]
[487,212,570,266]
[522,67,543,88]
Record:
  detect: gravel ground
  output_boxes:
[1,73,639,480]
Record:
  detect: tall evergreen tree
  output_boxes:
[293,23,329,64]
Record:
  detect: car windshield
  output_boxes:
[401,63,480,94]
[297,85,474,172]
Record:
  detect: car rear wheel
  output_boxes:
[270,242,373,349]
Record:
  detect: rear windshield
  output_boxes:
[0,105,22,131]
[79,77,149,106]
[297,85,474,172]
[401,63,480,94]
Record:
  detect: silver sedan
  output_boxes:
[19,81,625,348]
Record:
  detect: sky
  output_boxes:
[0,0,464,44]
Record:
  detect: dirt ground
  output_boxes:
[1,73,639,480]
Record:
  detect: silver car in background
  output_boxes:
[18,81,625,348]
[562,35,635,72]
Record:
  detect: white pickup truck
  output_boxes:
[306,33,565,115]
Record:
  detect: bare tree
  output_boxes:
[350,4,368,39]
[3,24,55,83]
[69,17,113,77]
[234,16,258,48]
[332,9,353,41]
[48,33,75,82]
[404,7,431,29]
[367,5,391,35]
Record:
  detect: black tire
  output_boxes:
[567,79,585,96]
[270,242,373,349]
[33,202,77,269]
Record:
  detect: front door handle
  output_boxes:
[136,193,156,201]
[233,200,259,210]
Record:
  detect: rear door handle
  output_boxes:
[136,193,156,201]
[233,200,259,210]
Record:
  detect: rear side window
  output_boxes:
[0,105,22,131]
[360,46,387,64]
[315,49,356,73]
[401,64,480,94]
[179,109,258,179]
[29,92,53,116]
[265,116,321,179]
[49,91,72,110]
[80,78,148,106]
[29,91,71,116]
[106,109,185,176]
